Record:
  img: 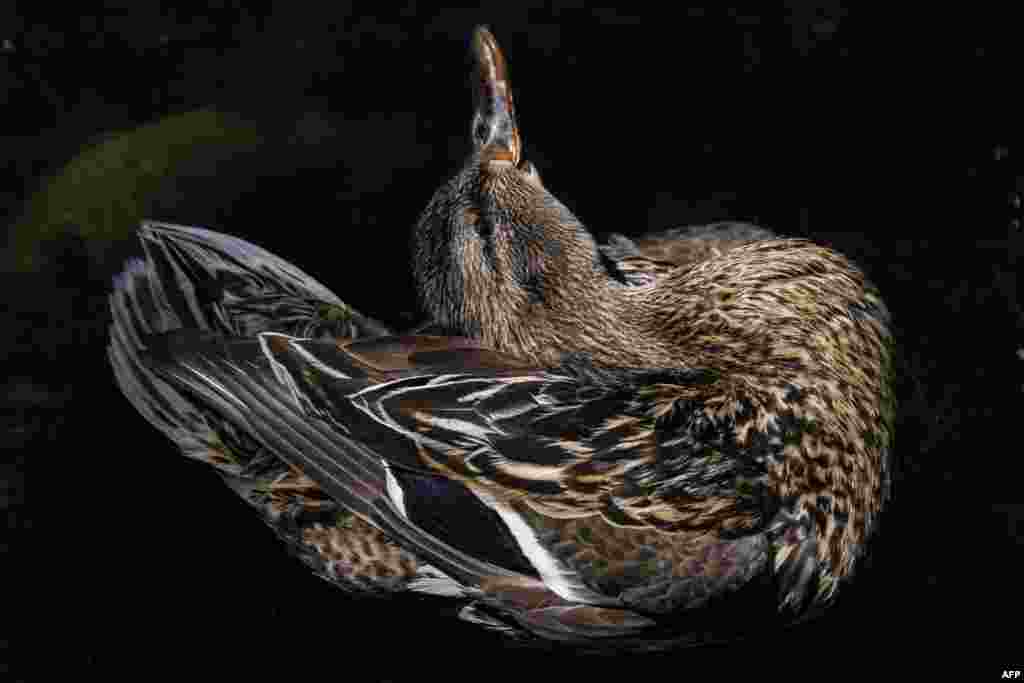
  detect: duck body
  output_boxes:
[108,27,894,651]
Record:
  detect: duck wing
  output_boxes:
[145,330,679,641]
[154,331,788,624]
[109,221,390,472]
[110,220,390,340]
[108,222,436,596]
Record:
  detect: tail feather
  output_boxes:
[108,221,391,473]
[107,222,398,588]
[109,260,235,470]
[130,220,391,339]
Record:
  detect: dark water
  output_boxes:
[4,6,1021,677]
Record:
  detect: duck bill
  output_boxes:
[470,26,522,166]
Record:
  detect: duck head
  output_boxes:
[411,27,627,362]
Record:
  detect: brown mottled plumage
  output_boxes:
[108,26,894,651]
[412,27,894,605]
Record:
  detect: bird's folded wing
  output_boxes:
[142,331,533,591]
[108,220,391,472]
[258,334,774,615]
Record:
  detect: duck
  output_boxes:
[108,26,894,651]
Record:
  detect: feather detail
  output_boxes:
[108,25,894,651]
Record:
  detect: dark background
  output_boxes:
[3,4,1021,678]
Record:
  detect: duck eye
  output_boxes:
[519,159,541,178]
